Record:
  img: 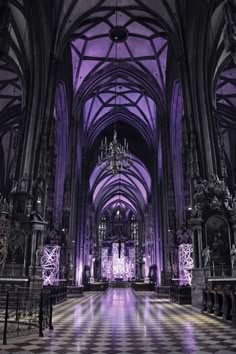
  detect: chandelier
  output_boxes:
[98,129,131,175]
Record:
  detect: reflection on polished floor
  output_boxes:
[1,289,236,354]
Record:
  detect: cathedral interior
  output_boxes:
[1,0,236,353]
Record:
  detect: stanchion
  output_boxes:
[3,292,9,345]
[39,291,44,337]
[49,291,54,330]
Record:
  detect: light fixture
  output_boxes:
[98,0,131,175]
[98,129,131,175]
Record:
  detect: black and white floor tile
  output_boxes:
[1,289,236,354]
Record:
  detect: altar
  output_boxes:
[101,242,135,281]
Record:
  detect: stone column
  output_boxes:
[230,214,236,245]
[29,216,47,288]
[190,217,203,268]
[29,230,37,272]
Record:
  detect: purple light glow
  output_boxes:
[41,245,60,286]
[89,155,151,216]
[102,243,135,280]
[83,84,156,132]
[92,173,148,204]
[102,195,136,211]
[71,21,168,92]
[178,243,193,286]
[90,156,151,193]
[216,66,236,108]
[113,243,125,278]
[70,9,168,139]
[102,248,113,279]
[170,81,185,223]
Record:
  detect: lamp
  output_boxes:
[97,0,131,174]
[98,129,131,174]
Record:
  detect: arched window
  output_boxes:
[98,215,107,243]
[130,214,139,245]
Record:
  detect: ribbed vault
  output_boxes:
[216,59,236,128]
[0,58,22,134]
[90,155,151,219]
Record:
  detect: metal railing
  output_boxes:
[44,285,67,305]
[0,288,53,345]
[170,285,192,304]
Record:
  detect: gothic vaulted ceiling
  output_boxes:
[66,0,174,219]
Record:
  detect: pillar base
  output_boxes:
[232,266,236,277]
[29,266,43,288]
[191,268,210,310]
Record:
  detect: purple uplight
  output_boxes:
[178,243,193,285]
[41,245,60,286]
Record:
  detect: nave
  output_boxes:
[1,289,236,354]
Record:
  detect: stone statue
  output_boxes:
[35,246,43,267]
[11,181,18,193]
[19,173,28,192]
[224,187,233,210]
[202,246,211,268]
[230,244,236,269]
[232,193,236,211]
[0,234,8,275]
[191,202,202,218]
[168,231,175,272]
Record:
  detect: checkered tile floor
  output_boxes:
[1,289,236,354]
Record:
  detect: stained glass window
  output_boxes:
[98,215,107,243]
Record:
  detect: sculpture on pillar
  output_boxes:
[19,173,28,192]
[230,244,236,269]
[26,198,33,217]
[167,230,176,274]
[230,193,236,216]
[202,246,211,268]
[191,202,202,218]
[0,215,10,276]
[0,195,9,214]
[192,175,231,214]
[35,245,43,267]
